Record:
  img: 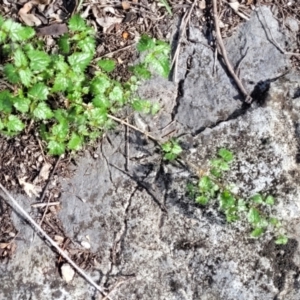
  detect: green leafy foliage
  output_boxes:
[187,148,287,243]
[98,59,116,72]
[161,138,182,161]
[134,34,171,78]
[0,14,170,155]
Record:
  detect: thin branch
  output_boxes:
[39,155,62,203]
[107,114,160,143]
[0,182,112,300]
[212,0,252,103]
[258,5,300,57]
[96,44,135,60]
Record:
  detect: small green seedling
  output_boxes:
[161,138,182,161]
[131,34,171,79]
[188,148,288,244]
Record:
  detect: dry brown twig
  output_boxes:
[107,114,160,143]
[212,0,252,103]
[0,182,112,300]
[258,5,300,57]
[171,0,197,82]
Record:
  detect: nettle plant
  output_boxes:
[0,14,170,154]
[187,148,288,244]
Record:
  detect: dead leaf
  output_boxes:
[122,1,131,10]
[92,6,123,33]
[199,0,206,10]
[18,176,41,198]
[19,1,42,26]
[0,243,9,249]
[61,263,75,283]
[38,162,52,181]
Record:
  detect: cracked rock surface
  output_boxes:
[1,6,300,300]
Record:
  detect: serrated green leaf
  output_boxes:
[48,140,65,155]
[250,194,264,204]
[68,132,83,151]
[68,52,93,72]
[225,207,239,222]
[6,115,24,132]
[130,64,151,79]
[161,141,172,152]
[251,227,264,238]
[92,95,111,108]
[275,235,288,245]
[0,30,7,43]
[0,90,13,113]
[14,48,28,68]
[137,35,155,52]
[210,158,229,171]
[258,218,269,228]
[218,148,234,162]
[85,107,108,127]
[15,26,35,41]
[248,207,261,225]
[199,176,214,193]
[265,195,275,205]
[68,14,87,32]
[0,119,4,130]
[237,199,247,212]
[4,64,20,84]
[196,195,209,205]
[78,36,95,54]
[33,102,53,119]
[90,75,111,95]
[132,99,150,113]
[2,19,22,41]
[98,59,116,72]
[163,152,177,161]
[27,50,51,72]
[109,86,123,103]
[23,43,35,52]
[51,122,69,141]
[151,102,160,115]
[28,83,49,100]
[219,190,235,210]
[13,96,30,113]
[58,34,70,54]
[151,56,170,78]
[52,74,70,92]
[18,68,32,87]
[53,109,68,123]
[172,143,182,155]
[269,217,279,227]
[210,168,222,178]
[53,55,69,72]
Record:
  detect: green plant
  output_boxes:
[189,148,288,244]
[0,15,170,155]
[130,34,171,79]
[161,138,182,161]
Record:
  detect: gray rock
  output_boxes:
[285,16,299,33]
[175,6,290,134]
